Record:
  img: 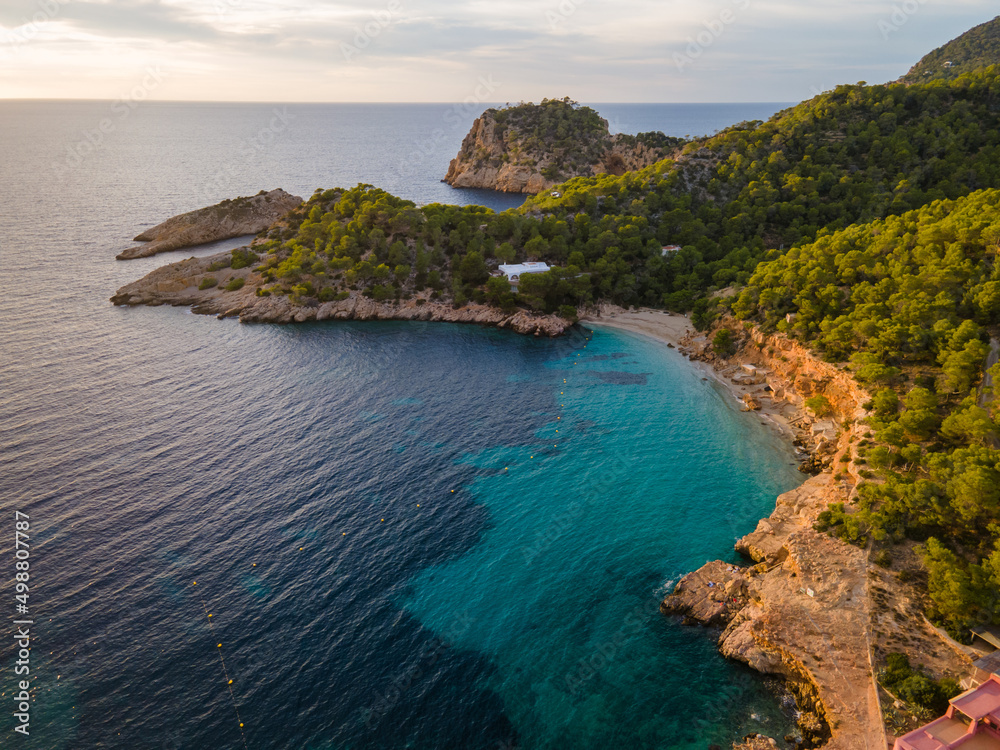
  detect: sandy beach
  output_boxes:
[580,308,805,446]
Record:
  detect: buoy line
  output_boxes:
[192,581,249,749]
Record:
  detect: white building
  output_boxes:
[499,262,551,286]
[661,245,682,256]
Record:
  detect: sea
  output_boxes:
[0,101,804,750]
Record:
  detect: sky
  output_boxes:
[0,0,996,103]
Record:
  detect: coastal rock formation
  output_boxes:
[659,322,976,748]
[663,474,884,748]
[444,99,682,194]
[116,189,302,260]
[111,249,571,337]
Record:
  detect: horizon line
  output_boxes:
[0,97,802,106]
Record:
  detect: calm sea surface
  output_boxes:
[0,101,803,749]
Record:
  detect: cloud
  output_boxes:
[0,0,997,101]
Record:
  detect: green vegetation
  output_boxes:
[230,247,259,270]
[805,395,834,418]
[712,328,735,356]
[485,97,682,182]
[733,189,1000,634]
[245,66,1000,327]
[902,16,1000,84]
[210,22,1000,635]
[198,277,217,290]
[224,277,245,291]
[879,653,961,715]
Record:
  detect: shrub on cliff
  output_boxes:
[198,277,217,290]
[711,328,735,356]
[231,247,259,270]
[879,653,960,714]
[224,277,245,292]
[805,395,833,418]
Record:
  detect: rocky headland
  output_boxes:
[116,188,302,260]
[583,308,975,749]
[111,248,571,336]
[444,98,682,194]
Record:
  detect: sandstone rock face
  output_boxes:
[732,735,780,750]
[664,474,886,749]
[443,111,676,194]
[117,189,302,260]
[111,249,571,337]
[663,325,903,748]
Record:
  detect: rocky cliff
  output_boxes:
[116,189,302,260]
[111,248,571,337]
[444,99,682,194]
[661,324,972,749]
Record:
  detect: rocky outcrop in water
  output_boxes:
[444,100,682,194]
[116,189,302,260]
[111,249,571,337]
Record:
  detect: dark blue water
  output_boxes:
[0,101,802,749]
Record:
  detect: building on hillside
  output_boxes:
[498,262,551,289]
[893,674,1000,749]
[661,245,682,256]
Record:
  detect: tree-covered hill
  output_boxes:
[731,188,1000,634]
[443,97,682,192]
[248,67,1000,328]
[194,19,1000,635]
[901,15,1000,84]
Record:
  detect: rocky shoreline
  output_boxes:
[650,321,973,749]
[110,248,571,336]
[661,323,889,749]
[116,189,302,260]
[580,309,968,748]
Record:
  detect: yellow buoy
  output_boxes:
[217,643,222,648]
[229,679,233,685]
[208,614,212,618]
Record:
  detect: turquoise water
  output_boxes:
[1,101,805,748]
[406,327,803,748]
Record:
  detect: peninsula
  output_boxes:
[116,188,302,259]
[111,17,1000,747]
